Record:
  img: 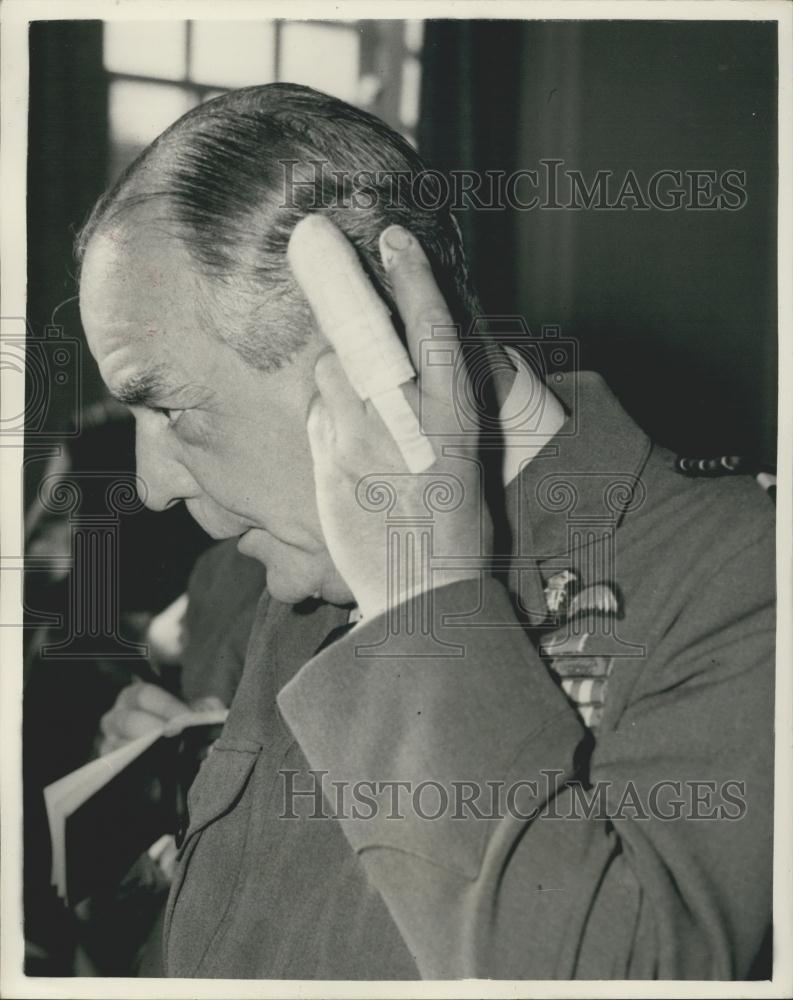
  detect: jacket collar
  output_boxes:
[503,371,653,620]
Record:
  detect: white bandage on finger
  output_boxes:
[287,215,436,473]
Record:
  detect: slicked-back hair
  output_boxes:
[76,83,479,371]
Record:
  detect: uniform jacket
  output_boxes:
[162,371,775,979]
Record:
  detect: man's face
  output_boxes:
[79,220,352,606]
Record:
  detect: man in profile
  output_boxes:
[77,83,774,979]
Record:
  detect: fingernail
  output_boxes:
[379,225,413,268]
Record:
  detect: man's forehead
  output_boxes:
[81,224,193,305]
[79,223,205,353]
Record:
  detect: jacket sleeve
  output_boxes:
[276,523,774,979]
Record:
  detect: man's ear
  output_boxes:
[277,277,325,353]
[299,306,329,355]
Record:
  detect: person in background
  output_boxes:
[23,402,211,976]
[80,539,265,977]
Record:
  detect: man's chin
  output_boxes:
[265,567,354,608]
[236,529,353,606]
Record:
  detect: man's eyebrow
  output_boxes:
[110,368,178,407]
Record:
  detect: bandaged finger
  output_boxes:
[288,215,436,473]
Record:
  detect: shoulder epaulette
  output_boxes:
[675,455,776,501]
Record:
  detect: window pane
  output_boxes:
[190,21,275,88]
[103,21,187,80]
[400,55,421,129]
[109,79,198,148]
[279,23,361,103]
[404,20,424,54]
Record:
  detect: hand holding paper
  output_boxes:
[98,681,225,756]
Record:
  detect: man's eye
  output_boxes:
[156,407,184,425]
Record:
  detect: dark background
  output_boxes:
[418,20,777,465]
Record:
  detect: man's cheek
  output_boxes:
[171,410,214,450]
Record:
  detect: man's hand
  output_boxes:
[300,223,493,619]
[98,682,224,756]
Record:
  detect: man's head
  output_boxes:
[78,83,477,605]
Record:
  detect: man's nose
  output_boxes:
[134,415,199,511]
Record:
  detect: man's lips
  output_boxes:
[237,526,285,549]
[236,528,256,552]
[194,521,248,541]
[184,502,251,540]
[236,526,319,555]
[183,501,319,551]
